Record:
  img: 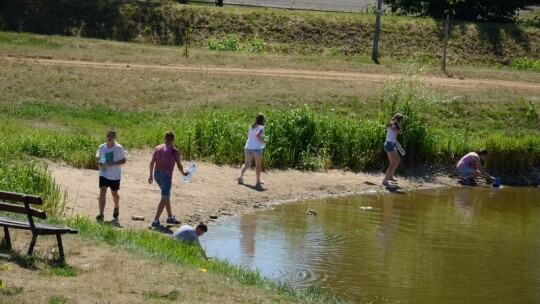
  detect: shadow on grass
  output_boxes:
[0,246,75,271]
[434,18,532,65]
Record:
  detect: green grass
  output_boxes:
[66,216,349,303]
[48,295,69,304]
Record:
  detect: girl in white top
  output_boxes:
[238,113,268,188]
[382,113,404,186]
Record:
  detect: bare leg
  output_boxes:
[254,154,263,183]
[154,196,169,221]
[164,196,173,218]
[239,151,254,178]
[464,170,481,179]
[98,187,107,214]
[384,151,401,180]
[111,190,120,209]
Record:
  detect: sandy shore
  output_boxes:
[49,149,458,229]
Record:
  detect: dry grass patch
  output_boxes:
[0,230,302,304]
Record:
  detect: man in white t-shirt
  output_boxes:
[172,223,209,260]
[95,129,126,222]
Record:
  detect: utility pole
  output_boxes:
[371,0,383,64]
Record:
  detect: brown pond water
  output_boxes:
[203,186,540,304]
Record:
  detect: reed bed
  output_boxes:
[1,75,538,218]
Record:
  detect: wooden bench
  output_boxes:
[0,190,78,261]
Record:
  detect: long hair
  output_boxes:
[387,113,404,127]
[252,113,265,128]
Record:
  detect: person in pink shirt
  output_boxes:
[148,131,188,228]
[456,149,495,185]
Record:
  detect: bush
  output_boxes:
[207,34,243,51]
[510,57,540,71]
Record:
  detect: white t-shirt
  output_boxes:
[385,126,398,143]
[172,225,199,243]
[244,125,265,149]
[96,142,126,180]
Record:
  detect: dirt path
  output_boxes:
[49,149,458,229]
[4,56,540,91]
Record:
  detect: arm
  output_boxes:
[107,158,126,166]
[176,157,188,176]
[148,155,156,184]
[475,158,494,181]
[392,122,403,135]
[255,129,267,144]
[196,240,209,260]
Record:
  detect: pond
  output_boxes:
[203,186,540,304]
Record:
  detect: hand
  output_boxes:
[182,171,189,176]
[148,177,153,184]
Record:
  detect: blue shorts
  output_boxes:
[154,170,172,197]
[244,148,263,156]
[384,141,396,153]
[458,167,475,175]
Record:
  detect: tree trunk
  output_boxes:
[442,12,450,73]
[371,0,383,64]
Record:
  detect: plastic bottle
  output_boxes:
[182,163,196,183]
[396,143,406,156]
[100,156,107,171]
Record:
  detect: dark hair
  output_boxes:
[164,131,175,141]
[476,149,488,156]
[252,113,265,128]
[196,222,208,232]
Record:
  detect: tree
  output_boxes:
[441,0,463,74]
[385,0,540,21]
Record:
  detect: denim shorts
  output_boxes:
[384,141,396,153]
[458,167,475,175]
[154,170,172,197]
[244,148,263,156]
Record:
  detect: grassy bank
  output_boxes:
[0,13,539,302]
[0,217,349,303]
[1,33,539,178]
[1,2,540,68]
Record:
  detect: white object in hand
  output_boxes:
[182,163,196,183]
[100,156,107,171]
[396,143,406,156]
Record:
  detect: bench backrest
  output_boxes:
[0,190,47,219]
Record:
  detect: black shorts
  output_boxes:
[99,176,121,191]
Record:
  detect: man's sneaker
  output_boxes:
[382,179,390,186]
[96,214,104,222]
[151,220,161,228]
[255,182,264,189]
[166,216,181,225]
[467,178,477,186]
[113,208,119,219]
[460,176,471,185]
[237,177,244,185]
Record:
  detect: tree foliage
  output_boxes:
[384,0,540,21]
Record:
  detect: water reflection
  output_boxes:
[203,187,540,304]
[239,213,256,265]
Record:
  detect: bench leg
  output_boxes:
[27,232,38,256]
[2,226,11,250]
[56,233,65,261]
